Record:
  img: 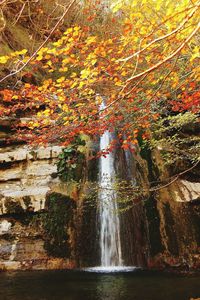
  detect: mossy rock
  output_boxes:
[42,192,76,258]
[144,195,164,256]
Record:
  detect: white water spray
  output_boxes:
[99,102,122,267]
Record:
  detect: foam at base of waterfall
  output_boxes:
[83,266,140,273]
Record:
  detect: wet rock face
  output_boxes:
[145,150,200,271]
[155,183,200,270]
[114,146,149,267]
[0,197,77,271]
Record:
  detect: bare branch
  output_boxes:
[0,0,77,84]
[119,1,200,63]
[0,7,6,32]
[150,160,200,192]
[126,22,200,83]
[13,0,27,25]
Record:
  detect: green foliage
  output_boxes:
[57,136,86,181]
[147,112,200,166]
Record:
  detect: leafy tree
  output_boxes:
[0,0,199,167]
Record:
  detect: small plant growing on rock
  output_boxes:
[57,136,86,181]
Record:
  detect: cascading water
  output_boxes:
[84,101,141,272]
[98,102,122,267]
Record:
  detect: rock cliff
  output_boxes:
[145,148,200,271]
[0,116,200,271]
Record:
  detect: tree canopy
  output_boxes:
[0,0,199,161]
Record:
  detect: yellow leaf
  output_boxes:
[121,71,127,76]
[59,67,68,72]
[43,109,50,116]
[71,82,77,88]
[70,72,77,78]
[17,49,28,55]
[115,81,122,86]
[190,46,200,62]
[36,55,43,61]
[57,76,65,83]
[91,59,97,65]
[46,60,52,66]
[86,36,97,45]
[81,69,90,79]
[62,57,71,64]
[12,95,19,100]
[78,81,86,89]
[62,104,69,112]
[0,56,9,64]
[64,28,73,35]
[76,103,84,107]
[111,1,123,13]
[74,26,80,31]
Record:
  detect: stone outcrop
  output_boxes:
[0,145,62,214]
[145,149,200,271]
[0,123,199,272]
[0,217,76,271]
[0,143,79,271]
[0,128,100,271]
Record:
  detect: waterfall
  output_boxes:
[84,102,144,272]
[99,103,122,267]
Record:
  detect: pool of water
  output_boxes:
[0,269,199,300]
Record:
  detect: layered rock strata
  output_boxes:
[0,144,78,270]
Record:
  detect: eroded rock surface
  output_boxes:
[0,144,79,270]
[145,149,200,271]
[0,145,62,213]
[0,128,199,272]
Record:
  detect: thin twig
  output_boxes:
[119,1,200,63]
[0,0,77,84]
[150,160,200,192]
[126,22,200,83]
[13,0,27,25]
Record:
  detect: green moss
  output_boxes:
[77,194,100,267]
[0,43,13,56]
[139,143,160,182]
[144,195,164,256]
[26,193,76,257]
[164,202,179,256]
[87,154,99,182]
[42,193,76,258]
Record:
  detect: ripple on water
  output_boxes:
[82,266,140,273]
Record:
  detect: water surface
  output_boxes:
[0,269,199,300]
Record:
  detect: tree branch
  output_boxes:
[119,1,200,63]
[0,0,77,84]
[126,22,200,83]
[150,160,200,192]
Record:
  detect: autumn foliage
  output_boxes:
[0,0,199,151]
